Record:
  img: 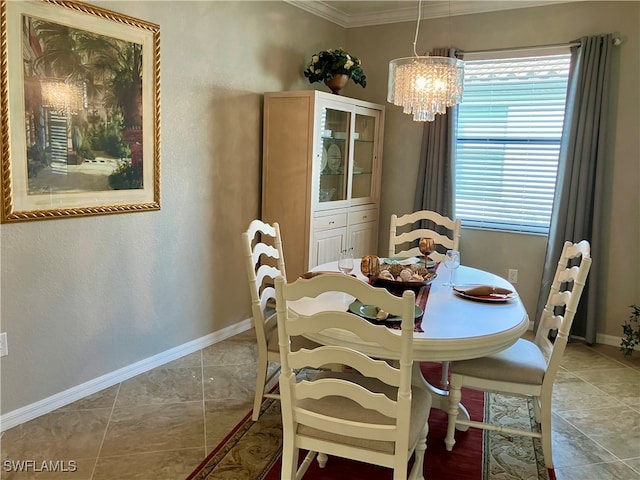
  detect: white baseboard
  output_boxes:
[595,332,625,349]
[0,319,253,432]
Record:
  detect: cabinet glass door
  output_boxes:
[319,107,350,204]
[351,111,377,201]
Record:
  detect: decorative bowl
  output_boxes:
[371,272,436,294]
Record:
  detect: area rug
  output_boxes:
[187,364,550,480]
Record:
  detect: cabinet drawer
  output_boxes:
[314,213,347,231]
[348,208,378,225]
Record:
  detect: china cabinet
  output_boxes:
[262,90,384,279]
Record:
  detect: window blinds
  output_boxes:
[455,54,571,234]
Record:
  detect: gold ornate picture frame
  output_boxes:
[0,0,160,222]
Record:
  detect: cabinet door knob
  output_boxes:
[329,221,335,225]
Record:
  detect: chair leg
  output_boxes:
[539,398,554,469]
[280,439,298,480]
[440,361,450,389]
[252,354,269,421]
[317,452,328,468]
[409,421,429,480]
[296,451,317,479]
[533,396,542,424]
[392,462,408,480]
[445,376,462,451]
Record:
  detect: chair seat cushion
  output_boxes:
[296,371,431,454]
[450,339,547,385]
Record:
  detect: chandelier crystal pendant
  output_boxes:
[387,0,464,122]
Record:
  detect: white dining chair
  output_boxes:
[389,209,461,389]
[242,219,318,421]
[275,273,431,480]
[444,240,592,470]
[388,210,461,263]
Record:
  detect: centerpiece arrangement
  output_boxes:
[303,48,367,94]
[361,255,436,295]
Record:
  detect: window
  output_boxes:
[454,53,571,234]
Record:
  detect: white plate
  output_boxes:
[321,147,328,172]
[348,300,422,322]
[327,144,342,174]
[452,284,518,303]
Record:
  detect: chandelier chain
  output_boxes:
[387,0,465,121]
[412,0,422,57]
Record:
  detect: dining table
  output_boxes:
[288,258,530,424]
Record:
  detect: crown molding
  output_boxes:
[286,1,576,28]
[286,0,353,27]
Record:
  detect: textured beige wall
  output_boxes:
[1,0,638,417]
[0,1,344,415]
[347,1,640,338]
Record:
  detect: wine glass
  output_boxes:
[443,249,460,287]
[338,248,354,275]
[419,237,436,268]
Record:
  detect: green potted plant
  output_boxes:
[620,304,640,356]
[304,48,367,94]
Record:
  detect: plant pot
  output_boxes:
[324,74,349,94]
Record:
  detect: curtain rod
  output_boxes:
[460,36,623,56]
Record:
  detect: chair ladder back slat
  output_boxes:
[246,219,276,241]
[255,264,281,291]
[289,348,401,386]
[258,286,275,312]
[394,210,454,228]
[251,242,280,266]
[286,310,411,352]
[284,274,414,316]
[536,311,564,358]
[557,265,581,283]
[389,210,460,261]
[549,290,572,308]
[394,230,454,248]
[296,379,399,417]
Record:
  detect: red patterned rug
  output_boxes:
[187,363,549,480]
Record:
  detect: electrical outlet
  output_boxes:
[0,332,7,357]
[508,269,518,284]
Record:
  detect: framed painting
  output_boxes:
[0,0,160,222]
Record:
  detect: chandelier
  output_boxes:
[387,0,464,122]
[41,79,86,115]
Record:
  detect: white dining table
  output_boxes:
[288,259,529,418]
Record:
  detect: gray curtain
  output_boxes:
[534,34,613,343]
[413,47,461,220]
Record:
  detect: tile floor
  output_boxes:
[1,329,639,479]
